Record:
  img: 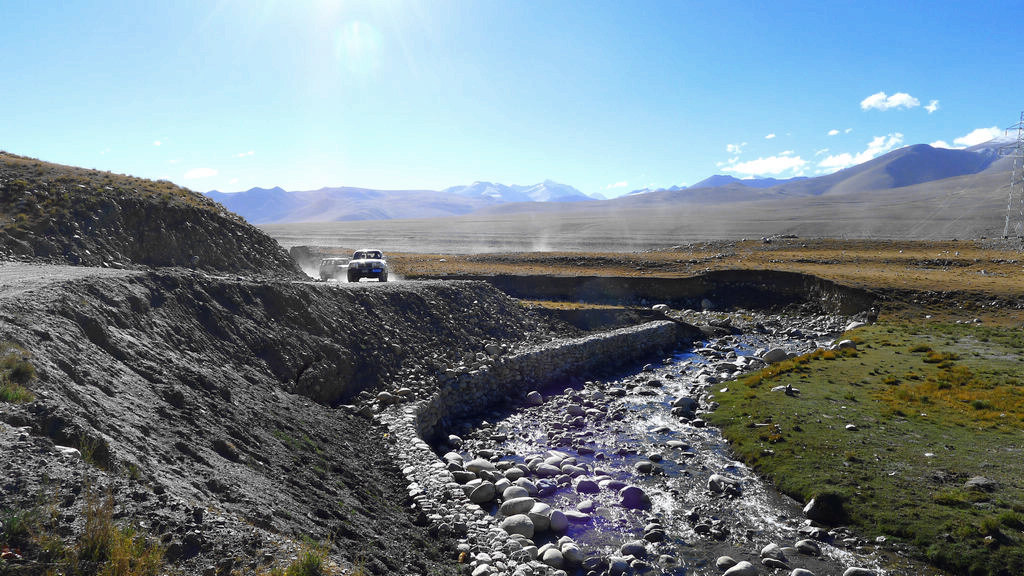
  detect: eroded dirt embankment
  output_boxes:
[418,269,876,315]
[0,265,564,575]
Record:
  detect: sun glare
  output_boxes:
[334,20,382,76]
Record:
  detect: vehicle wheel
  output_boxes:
[347,272,358,283]
[379,273,388,282]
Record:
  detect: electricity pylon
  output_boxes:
[1001,111,1024,238]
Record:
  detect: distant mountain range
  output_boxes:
[205,180,594,224]
[206,186,488,224]
[207,139,1010,224]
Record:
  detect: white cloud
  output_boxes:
[925,99,940,114]
[605,181,629,189]
[817,153,856,170]
[234,150,255,158]
[817,133,904,171]
[722,154,808,176]
[230,178,239,185]
[827,129,839,136]
[726,142,747,154]
[815,148,830,156]
[953,126,1001,147]
[860,91,921,111]
[183,167,218,179]
[845,128,853,134]
[866,133,904,155]
[930,140,953,149]
[153,140,162,146]
[765,133,776,140]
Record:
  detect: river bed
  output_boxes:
[438,312,918,575]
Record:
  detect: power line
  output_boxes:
[1001,111,1024,238]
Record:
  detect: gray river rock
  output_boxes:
[501,497,538,516]
[501,514,535,538]
[722,560,758,576]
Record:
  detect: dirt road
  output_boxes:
[0,261,138,299]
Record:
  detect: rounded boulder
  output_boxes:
[500,496,536,516]
[469,481,496,504]
[549,510,569,533]
[500,514,535,538]
[723,561,758,576]
[618,485,652,510]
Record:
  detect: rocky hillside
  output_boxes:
[0,152,301,278]
[0,265,566,574]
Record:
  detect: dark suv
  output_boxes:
[347,249,388,282]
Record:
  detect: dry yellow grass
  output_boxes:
[385,238,1024,324]
[390,239,1021,292]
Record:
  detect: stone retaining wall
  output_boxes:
[377,320,679,575]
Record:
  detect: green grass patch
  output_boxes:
[256,539,332,576]
[285,540,328,576]
[1,488,162,575]
[707,321,1024,576]
[1,507,37,543]
[75,490,163,576]
[272,429,322,454]
[0,341,36,403]
[0,380,34,403]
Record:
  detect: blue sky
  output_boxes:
[2,0,1021,197]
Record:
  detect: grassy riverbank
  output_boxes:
[708,321,1024,576]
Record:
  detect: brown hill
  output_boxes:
[0,152,301,278]
[768,144,1001,197]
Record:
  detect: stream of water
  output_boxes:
[443,314,910,575]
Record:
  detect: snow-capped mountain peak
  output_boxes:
[445,180,593,203]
